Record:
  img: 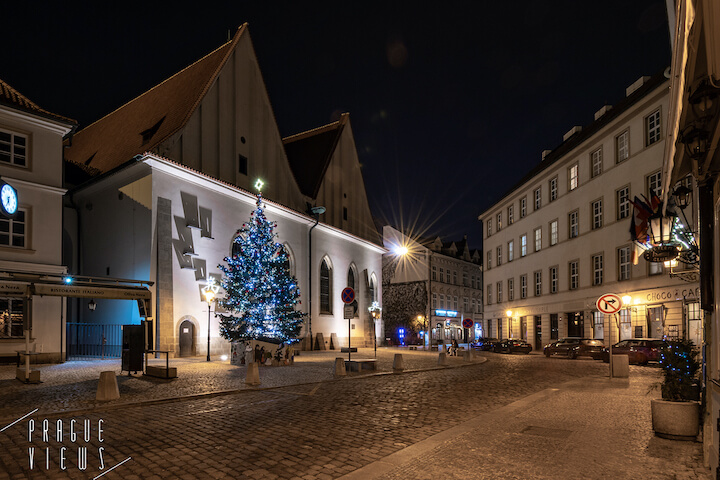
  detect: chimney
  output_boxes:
[563,126,582,142]
[594,105,612,120]
[626,76,651,97]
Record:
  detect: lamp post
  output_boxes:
[203,278,219,362]
[369,301,382,358]
[307,205,325,351]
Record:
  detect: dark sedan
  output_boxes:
[544,338,604,359]
[601,338,665,365]
[493,338,532,354]
[473,337,499,351]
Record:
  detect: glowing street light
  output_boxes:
[203,278,220,362]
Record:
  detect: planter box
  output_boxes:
[651,398,700,440]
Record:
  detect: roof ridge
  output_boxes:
[282,113,347,143]
[75,25,245,135]
[0,77,77,125]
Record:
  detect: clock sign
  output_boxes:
[0,183,17,217]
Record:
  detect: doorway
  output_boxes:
[567,311,584,337]
[534,316,542,350]
[179,320,195,357]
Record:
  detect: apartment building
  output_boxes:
[479,71,700,352]
[383,225,483,346]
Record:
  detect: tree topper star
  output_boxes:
[254,179,264,192]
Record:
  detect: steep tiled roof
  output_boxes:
[65,25,246,175]
[0,78,77,127]
[283,114,347,199]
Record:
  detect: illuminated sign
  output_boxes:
[434,309,458,317]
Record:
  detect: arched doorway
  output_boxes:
[179,320,195,357]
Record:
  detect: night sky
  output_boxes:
[2,1,671,249]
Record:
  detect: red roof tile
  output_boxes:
[65,25,246,175]
[0,78,77,126]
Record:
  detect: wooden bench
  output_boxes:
[344,359,377,372]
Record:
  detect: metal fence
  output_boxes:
[66,323,123,359]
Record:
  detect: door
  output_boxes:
[520,317,527,340]
[179,320,195,357]
[647,306,664,339]
[567,312,584,337]
[535,316,542,350]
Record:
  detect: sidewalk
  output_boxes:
[0,347,472,421]
[339,374,711,480]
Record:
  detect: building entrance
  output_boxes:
[179,320,195,357]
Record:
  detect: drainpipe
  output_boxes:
[307,206,325,350]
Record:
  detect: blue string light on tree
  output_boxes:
[217,180,306,344]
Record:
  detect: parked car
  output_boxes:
[544,338,604,359]
[473,338,499,351]
[601,338,665,365]
[493,338,532,354]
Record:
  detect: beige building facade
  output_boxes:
[480,72,700,352]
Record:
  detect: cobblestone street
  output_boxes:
[0,349,710,479]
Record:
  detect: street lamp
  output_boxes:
[203,278,219,362]
[417,315,426,350]
[369,302,382,357]
[307,205,325,351]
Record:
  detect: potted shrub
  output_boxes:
[651,339,701,440]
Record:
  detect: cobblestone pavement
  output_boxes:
[0,350,710,479]
[0,348,470,419]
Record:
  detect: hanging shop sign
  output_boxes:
[0,281,30,295]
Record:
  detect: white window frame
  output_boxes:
[508,205,514,225]
[497,282,503,303]
[549,176,558,202]
[647,170,662,199]
[569,210,579,238]
[0,208,27,249]
[617,186,630,220]
[591,147,603,178]
[550,219,558,246]
[508,278,514,301]
[593,254,603,286]
[534,271,542,297]
[0,129,28,168]
[569,260,579,290]
[592,199,603,230]
[550,266,558,294]
[520,275,527,299]
[496,246,502,266]
[496,212,502,231]
[534,227,542,252]
[646,108,661,146]
[569,164,579,191]
[616,130,629,163]
[508,240,514,262]
[520,234,527,257]
[618,246,631,281]
[520,197,527,218]
[534,187,541,210]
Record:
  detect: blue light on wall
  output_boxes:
[434,309,458,317]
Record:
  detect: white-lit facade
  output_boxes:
[480,73,700,352]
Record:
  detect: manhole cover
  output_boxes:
[520,425,572,438]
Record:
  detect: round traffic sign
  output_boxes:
[341,287,355,304]
[462,318,473,329]
[596,294,622,314]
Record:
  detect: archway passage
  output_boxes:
[179,320,195,357]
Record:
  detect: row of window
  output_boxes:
[319,257,378,314]
[487,109,662,238]
[432,293,482,314]
[485,173,664,270]
[486,246,635,304]
[431,265,481,288]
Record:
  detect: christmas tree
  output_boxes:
[218,192,305,344]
